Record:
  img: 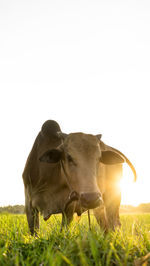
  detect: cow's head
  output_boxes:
[39,132,125,209]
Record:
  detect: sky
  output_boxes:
[0,0,150,207]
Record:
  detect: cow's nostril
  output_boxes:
[69,191,79,201]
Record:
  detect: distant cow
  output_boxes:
[22,120,136,234]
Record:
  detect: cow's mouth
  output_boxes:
[44,214,51,221]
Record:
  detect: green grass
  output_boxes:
[0,213,150,265]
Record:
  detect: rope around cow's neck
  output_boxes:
[60,160,74,192]
[88,209,91,230]
[61,160,91,230]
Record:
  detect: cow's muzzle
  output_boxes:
[80,192,102,209]
[64,191,102,211]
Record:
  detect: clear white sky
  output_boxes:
[0,0,150,206]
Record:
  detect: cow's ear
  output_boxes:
[100,150,125,164]
[39,149,62,163]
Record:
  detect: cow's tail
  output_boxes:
[108,146,137,182]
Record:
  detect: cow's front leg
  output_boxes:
[25,201,39,235]
[61,202,75,231]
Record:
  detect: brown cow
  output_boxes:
[22,120,136,234]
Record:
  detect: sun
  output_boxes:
[120,164,141,207]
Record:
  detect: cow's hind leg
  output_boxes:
[25,201,39,235]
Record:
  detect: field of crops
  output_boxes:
[0,213,150,265]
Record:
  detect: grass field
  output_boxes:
[0,213,150,265]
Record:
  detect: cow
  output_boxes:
[22,120,136,235]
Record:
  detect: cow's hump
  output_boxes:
[41,120,61,137]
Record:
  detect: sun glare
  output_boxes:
[120,165,141,207]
